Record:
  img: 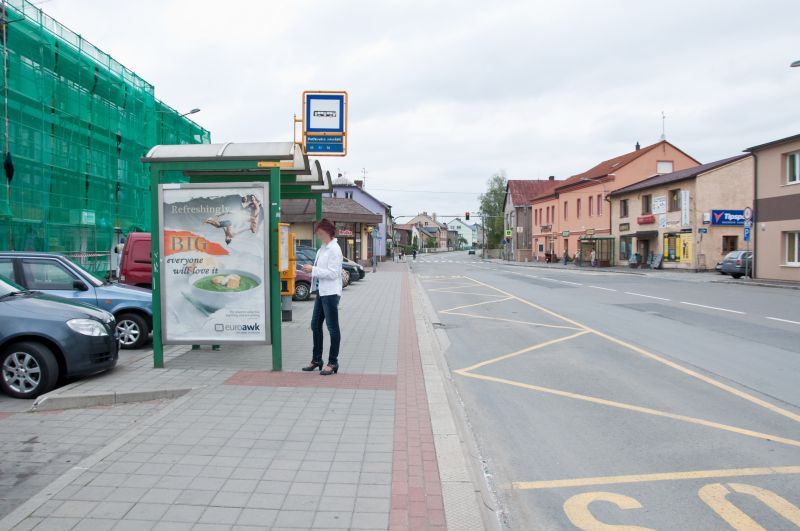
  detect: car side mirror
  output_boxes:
[73,280,89,291]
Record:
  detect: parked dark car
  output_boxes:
[468,249,476,255]
[720,250,753,279]
[297,246,364,281]
[0,275,118,399]
[294,249,350,288]
[0,252,152,349]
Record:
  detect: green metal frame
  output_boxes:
[148,160,303,371]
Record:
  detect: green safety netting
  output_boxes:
[0,0,210,275]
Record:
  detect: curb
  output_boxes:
[411,273,505,531]
[710,279,800,290]
[31,387,192,412]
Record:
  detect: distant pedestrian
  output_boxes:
[301,219,343,376]
[590,249,597,267]
[412,249,417,260]
[399,249,404,261]
[112,237,126,279]
[562,250,568,265]
[575,249,581,267]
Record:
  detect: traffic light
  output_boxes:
[465,211,470,220]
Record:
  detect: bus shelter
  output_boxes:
[142,142,327,370]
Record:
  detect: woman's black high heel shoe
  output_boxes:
[302,361,323,372]
[320,364,338,376]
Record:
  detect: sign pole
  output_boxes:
[269,168,282,371]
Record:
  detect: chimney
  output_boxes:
[354,180,363,189]
[549,175,555,181]
[432,212,437,222]
[635,141,641,151]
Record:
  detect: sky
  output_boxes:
[44,0,800,221]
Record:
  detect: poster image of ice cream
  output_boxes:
[159,184,270,344]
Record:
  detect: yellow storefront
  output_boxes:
[663,231,694,266]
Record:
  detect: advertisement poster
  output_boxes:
[653,196,667,215]
[159,183,270,344]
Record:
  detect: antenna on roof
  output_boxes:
[660,111,666,140]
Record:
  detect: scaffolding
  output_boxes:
[0,0,210,274]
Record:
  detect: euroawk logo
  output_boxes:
[214,323,261,333]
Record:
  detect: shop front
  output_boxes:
[322,197,382,264]
[663,230,694,269]
[578,236,615,266]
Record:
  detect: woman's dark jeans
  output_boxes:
[311,295,341,366]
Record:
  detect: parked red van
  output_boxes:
[119,232,152,289]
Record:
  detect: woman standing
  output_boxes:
[301,219,343,376]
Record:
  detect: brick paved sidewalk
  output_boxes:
[0,261,468,531]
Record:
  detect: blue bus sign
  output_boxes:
[302,91,347,156]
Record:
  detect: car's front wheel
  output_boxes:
[116,313,149,349]
[731,273,742,279]
[0,342,59,399]
[294,282,311,301]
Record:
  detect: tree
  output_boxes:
[411,234,418,250]
[479,171,507,248]
[457,236,468,250]
[425,237,436,249]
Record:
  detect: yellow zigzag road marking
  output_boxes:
[512,465,800,490]
[455,371,800,449]
[456,331,590,373]
[461,276,800,425]
[442,312,583,331]
[440,297,513,313]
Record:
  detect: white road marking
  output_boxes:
[624,291,671,301]
[765,316,800,325]
[680,301,744,314]
[558,280,583,286]
[589,285,616,292]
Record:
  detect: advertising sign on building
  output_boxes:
[158,183,270,344]
[653,196,667,215]
[680,190,691,226]
[711,209,745,225]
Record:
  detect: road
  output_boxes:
[411,251,800,530]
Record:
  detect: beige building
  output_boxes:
[746,134,800,282]
[610,154,753,270]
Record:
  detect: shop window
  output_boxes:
[620,199,629,218]
[657,161,674,174]
[669,189,681,211]
[589,196,594,217]
[641,195,652,215]
[619,237,632,261]
[722,236,738,254]
[577,198,582,219]
[786,232,800,265]
[787,152,800,184]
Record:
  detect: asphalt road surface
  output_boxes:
[411,251,800,530]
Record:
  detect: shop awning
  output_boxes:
[633,230,659,238]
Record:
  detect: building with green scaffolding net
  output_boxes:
[0,0,210,276]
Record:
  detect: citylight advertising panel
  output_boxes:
[158,183,270,344]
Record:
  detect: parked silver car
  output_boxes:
[720,250,753,279]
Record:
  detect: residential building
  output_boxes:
[745,134,800,282]
[0,0,210,276]
[532,140,700,264]
[471,223,484,248]
[406,212,448,250]
[504,178,559,261]
[326,178,392,259]
[447,218,474,248]
[609,155,753,269]
[393,224,414,248]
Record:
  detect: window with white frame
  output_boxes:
[657,160,674,174]
[787,152,800,184]
[786,232,800,265]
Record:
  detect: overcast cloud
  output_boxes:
[46,0,800,219]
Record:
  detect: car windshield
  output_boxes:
[0,274,26,297]
[66,259,104,287]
